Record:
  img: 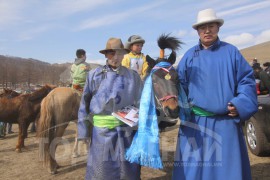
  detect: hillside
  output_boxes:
[0,55,101,88]
[240,41,270,64]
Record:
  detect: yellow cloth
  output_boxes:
[122,52,148,79]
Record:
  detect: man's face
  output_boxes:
[105,49,127,69]
[197,22,219,48]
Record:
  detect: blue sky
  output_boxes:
[0,0,270,65]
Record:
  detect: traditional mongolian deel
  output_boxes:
[173,38,258,180]
[77,65,142,180]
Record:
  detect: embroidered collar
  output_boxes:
[198,37,221,50]
[102,64,125,75]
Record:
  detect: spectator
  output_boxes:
[70,49,90,91]
[6,123,14,134]
[253,65,270,94]
[263,62,270,76]
[0,122,5,138]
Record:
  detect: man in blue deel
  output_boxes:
[77,38,142,180]
[173,8,258,180]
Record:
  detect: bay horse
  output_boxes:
[0,84,55,152]
[146,34,183,130]
[38,87,93,174]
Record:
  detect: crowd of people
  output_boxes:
[1,7,268,180]
[252,58,270,94]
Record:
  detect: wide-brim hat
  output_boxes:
[192,8,224,30]
[99,38,129,54]
[125,35,145,49]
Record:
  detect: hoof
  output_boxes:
[72,153,79,158]
[15,148,22,153]
[48,167,58,175]
[49,169,57,175]
[51,170,57,175]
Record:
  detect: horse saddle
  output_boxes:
[72,84,83,92]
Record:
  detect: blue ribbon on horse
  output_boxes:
[125,61,191,169]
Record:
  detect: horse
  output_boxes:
[0,84,55,152]
[0,88,21,98]
[146,34,183,130]
[0,88,21,136]
[38,87,93,174]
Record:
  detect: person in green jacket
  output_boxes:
[70,49,90,91]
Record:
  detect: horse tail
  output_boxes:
[38,94,55,168]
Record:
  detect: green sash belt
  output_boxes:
[93,115,123,129]
[192,106,216,116]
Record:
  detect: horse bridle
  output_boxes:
[152,65,178,116]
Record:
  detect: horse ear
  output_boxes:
[146,55,156,69]
[168,51,176,65]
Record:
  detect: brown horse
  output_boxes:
[0,88,21,98]
[38,87,93,174]
[0,88,21,136]
[146,34,183,130]
[0,85,55,152]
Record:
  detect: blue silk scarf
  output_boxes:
[125,62,191,169]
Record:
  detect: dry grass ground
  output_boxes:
[1,122,270,180]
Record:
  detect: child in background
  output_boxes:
[71,49,90,91]
[122,35,148,79]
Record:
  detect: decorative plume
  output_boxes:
[157,33,183,51]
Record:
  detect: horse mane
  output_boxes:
[28,85,55,101]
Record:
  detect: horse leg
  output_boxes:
[71,129,88,158]
[72,137,79,158]
[15,123,24,152]
[72,126,79,158]
[72,122,92,158]
[49,123,69,174]
[21,122,31,150]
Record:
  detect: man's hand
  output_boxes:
[227,103,239,117]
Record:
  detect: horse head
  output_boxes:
[0,88,20,98]
[28,84,56,101]
[146,34,183,119]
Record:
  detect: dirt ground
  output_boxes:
[1,122,270,180]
